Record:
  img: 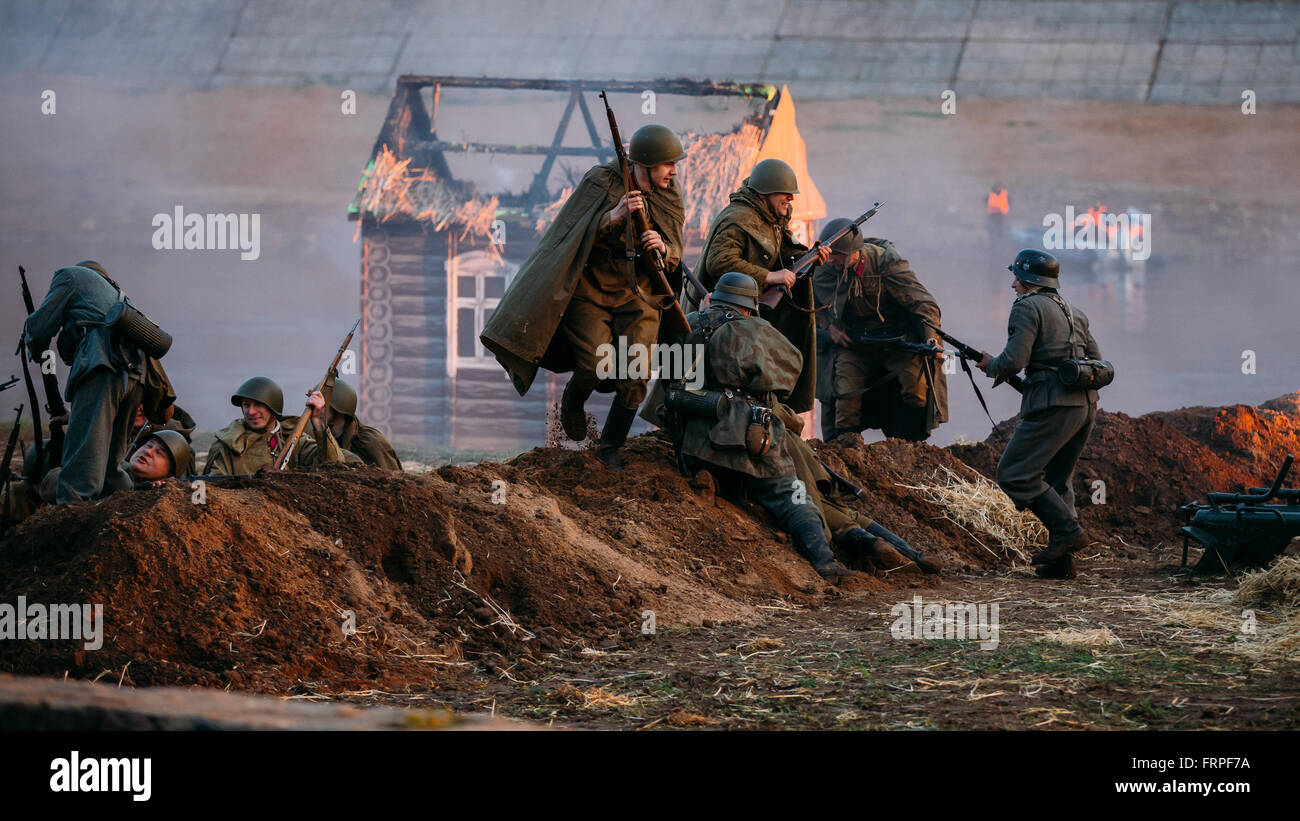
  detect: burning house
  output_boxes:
[349,75,825,452]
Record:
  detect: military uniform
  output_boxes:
[205,416,344,475]
[693,164,819,413]
[666,276,848,582]
[986,249,1106,575]
[22,263,145,503]
[130,404,198,475]
[812,238,948,441]
[320,418,401,471]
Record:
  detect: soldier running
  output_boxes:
[811,218,948,441]
[693,158,831,416]
[481,124,688,469]
[978,249,1107,580]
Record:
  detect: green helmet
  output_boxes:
[231,376,284,416]
[818,218,864,255]
[748,158,799,195]
[148,429,192,479]
[330,379,358,418]
[710,272,761,311]
[628,124,685,166]
[1008,249,1060,288]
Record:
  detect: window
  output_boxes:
[447,249,517,374]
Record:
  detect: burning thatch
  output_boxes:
[351,146,499,238]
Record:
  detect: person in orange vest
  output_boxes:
[986,183,1010,245]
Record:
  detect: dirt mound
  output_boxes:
[950,391,1300,546]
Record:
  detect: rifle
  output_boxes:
[1180,454,1300,573]
[598,91,691,338]
[921,318,1025,394]
[0,375,18,393]
[757,202,884,310]
[816,456,940,572]
[17,265,66,466]
[274,317,361,470]
[0,404,22,531]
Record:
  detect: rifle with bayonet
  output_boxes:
[17,265,67,467]
[757,202,884,310]
[274,317,361,470]
[917,317,1026,427]
[598,91,693,337]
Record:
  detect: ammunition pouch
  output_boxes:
[106,300,173,359]
[1057,358,1114,391]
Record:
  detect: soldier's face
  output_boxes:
[128,438,173,481]
[765,193,794,217]
[328,410,347,438]
[133,404,147,428]
[242,399,275,432]
[1012,276,1031,296]
[641,161,676,189]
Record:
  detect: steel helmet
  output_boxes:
[1009,249,1060,288]
[147,429,192,478]
[748,159,799,195]
[231,376,285,416]
[818,218,864,256]
[330,379,358,418]
[628,124,686,166]
[710,272,761,311]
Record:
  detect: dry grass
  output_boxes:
[355,146,499,237]
[898,466,1047,563]
[1237,554,1300,609]
[1039,627,1122,646]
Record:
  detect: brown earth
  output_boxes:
[1,392,1296,719]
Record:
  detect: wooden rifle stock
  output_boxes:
[17,265,66,466]
[757,202,884,310]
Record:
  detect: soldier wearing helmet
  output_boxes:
[204,376,345,474]
[977,249,1106,580]
[36,428,193,504]
[811,218,948,442]
[482,122,688,469]
[692,158,831,414]
[308,379,401,471]
[658,272,850,584]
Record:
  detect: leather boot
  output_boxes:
[595,402,637,470]
[561,376,596,441]
[1026,491,1086,565]
[1036,555,1078,580]
[866,522,943,574]
[792,521,850,584]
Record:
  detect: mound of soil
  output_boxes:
[3,391,1296,696]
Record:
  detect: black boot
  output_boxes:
[792,521,850,584]
[1026,491,1086,565]
[866,522,943,574]
[1036,555,1078,579]
[596,402,637,470]
[561,376,596,441]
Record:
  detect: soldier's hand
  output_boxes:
[640,230,666,254]
[609,192,645,226]
[813,244,832,265]
[928,338,945,359]
[48,412,69,427]
[307,390,327,430]
[766,269,796,289]
[829,325,852,347]
[977,353,993,373]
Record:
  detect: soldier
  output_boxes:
[693,158,831,415]
[978,249,1105,580]
[129,402,198,475]
[22,261,148,503]
[40,428,191,502]
[310,379,401,471]
[205,377,344,475]
[811,219,948,442]
[482,124,688,469]
[663,273,849,583]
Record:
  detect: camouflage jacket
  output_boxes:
[677,306,802,478]
[204,416,344,475]
[987,290,1102,414]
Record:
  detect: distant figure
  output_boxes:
[986,182,1010,246]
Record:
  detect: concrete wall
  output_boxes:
[2,0,1297,103]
